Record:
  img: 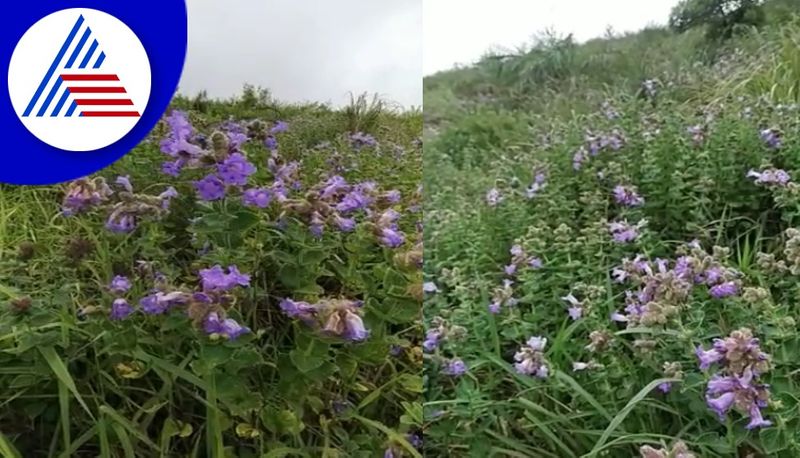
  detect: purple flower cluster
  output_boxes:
[610,244,743,326]
[160,110,204,175]
[612,184,645,207]
[62,178,113,216]
[488,279,518,314]
[199,265,251,292]
[107,264,251,341]
[747,167,791,187]
[572,129,627,170]
[104,177,178,233]
[349,131,378,150]
[108,275,134,321]
[486,188,503,207]
[759,128,782,149]
[504,244,543,277]
[526,165,548,199]
[62,175,177,234]
[514,336,549,378]
[562,293,584,320]
[601,100,621,120]
[280,298,369,342]
[696,328,771,429]
[375,209,406,248]
[443,358,467,376]
[687,124,706,146]
[283,175,404,243]
[608,219,646,243]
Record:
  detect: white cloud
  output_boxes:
[180,0,422,107]
[424,0,681,75]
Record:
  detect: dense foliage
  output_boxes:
[423,7,800,458]
[0,92,423,457]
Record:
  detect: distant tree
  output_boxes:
[669,0,766,40]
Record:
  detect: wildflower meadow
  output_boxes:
[0,91,423,457]
[423,2,800,457]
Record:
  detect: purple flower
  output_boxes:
[336,190,372,214]
[443,358,467,376]
[379,227,405,248]
[115,175,133,193]
[350,131,378,149]
[320,176,349,200]
[159,187,179,209]
[342,310,369,341]
[423,282,439,293]
[227,132,248,150]
[384,190,401,204]
[162,160,184,177]
[270,121,289,134]
[488,301,501,314]
[696,346,725,370]
[747,168,790,187]
[423,329,441,352]
[279,298,316,322]
[504,264,517,276]
[199,265,251,292]
[612,184,644,207]
[562,294,583,320]
[658,382,672,393]
[109,275,132,294]
[746,405,773,429]
[217,153,256,186]
[110,298,133,320]
[706,391,736,419]
[203,312,250,340]
[160,110,204,159]
[407,433,422,449]
[608,220,644,243]
[242,188,272,208]
[573,147,587,170]
[106,212,137,233]
[759,128,782,149]
[193,174,226,201]
[139,291,187,315]
[264,136,278,150]
[333,215,356,232]
[709,281,738,298]
[486,188,502,207]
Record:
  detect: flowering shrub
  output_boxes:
[0,97,422,456]
[424,30,800,457]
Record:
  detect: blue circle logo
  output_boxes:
[2,1,187,185]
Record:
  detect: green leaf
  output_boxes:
[38,346,94,420]
[583,377,680,457]
[395,374,423,393]
[289,338,328,373]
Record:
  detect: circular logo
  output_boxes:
[8,8,151,152]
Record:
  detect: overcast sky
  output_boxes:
[179,0,422,107]
[424,0,682,75]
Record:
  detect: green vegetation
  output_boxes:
[424,2,800,456]
[0,90,423,457]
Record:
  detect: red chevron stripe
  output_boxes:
[75,99,134,106]
[68,87,127,93]
[61,74,119,81]
[81,111,141,117]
